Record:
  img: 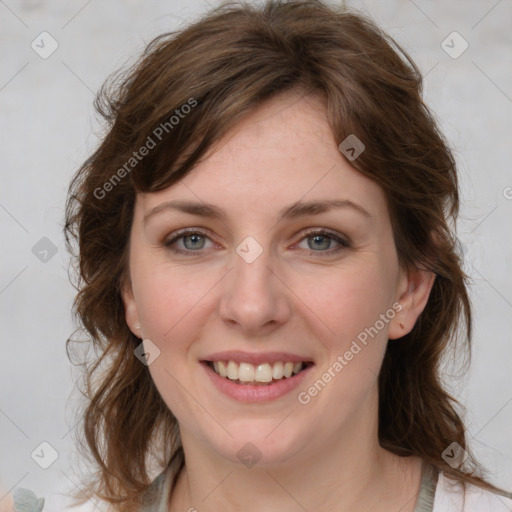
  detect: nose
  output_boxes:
[218,245,292,336]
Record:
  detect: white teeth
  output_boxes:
[255,363,273,383]
[218,360,227,377]
[227,361,238,380]
[210,360,306,383]
[238,362,255,382]
[272,361,284,379]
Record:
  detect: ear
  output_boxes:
[120,275,142,338]
[388,266,436,340]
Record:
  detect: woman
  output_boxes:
[14,0,511,511]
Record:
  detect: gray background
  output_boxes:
[1,0,511,510]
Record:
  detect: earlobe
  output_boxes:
[388,268,436,340]
[120,278,141,337]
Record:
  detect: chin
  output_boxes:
[208,423,307,468]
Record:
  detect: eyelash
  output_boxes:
[164,228,351,257]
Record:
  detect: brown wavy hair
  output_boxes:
[64,0,508,509]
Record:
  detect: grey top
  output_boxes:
[139,463,175,512]
[413,461,438,512]
[12,460,437,512]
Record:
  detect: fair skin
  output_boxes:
[122,93,435,512]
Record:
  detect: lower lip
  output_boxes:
[201,362,313,403]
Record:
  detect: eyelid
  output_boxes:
[166,226,215,239]
[298,227,350,245]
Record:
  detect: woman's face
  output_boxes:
[122,93,430,467]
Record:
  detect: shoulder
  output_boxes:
[433,472,512,512]
[139,466,174,512]
[10,488,45,512]
[9,474,171,512]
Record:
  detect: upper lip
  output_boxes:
[201,351,314,365]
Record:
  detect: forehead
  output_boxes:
[136,94,388,225]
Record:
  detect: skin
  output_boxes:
[122,92,436,512]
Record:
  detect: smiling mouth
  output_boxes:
[203,360,314,385]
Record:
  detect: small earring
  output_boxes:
[136,323,141,330]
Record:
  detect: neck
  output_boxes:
[169,389,423,512]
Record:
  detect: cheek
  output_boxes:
[293,266,392,425]
[136,267,215,423]
[132,259,219,344]
[298,262,393,346]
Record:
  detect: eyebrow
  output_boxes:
[143,198,373,225]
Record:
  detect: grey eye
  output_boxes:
[182,233,206,250]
